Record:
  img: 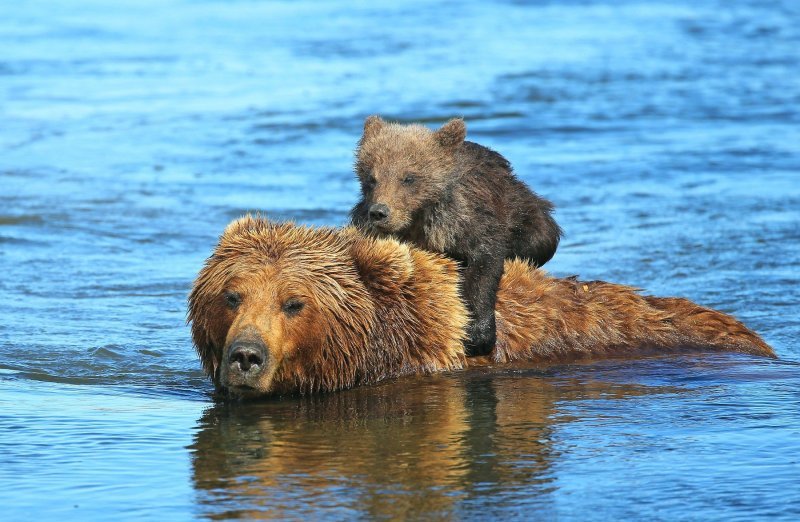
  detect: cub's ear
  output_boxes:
[362,115,385,141]
[434,118,466,149]
[344,228,414,297]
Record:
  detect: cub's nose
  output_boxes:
[228,340,266,373]
[369,203,390,222]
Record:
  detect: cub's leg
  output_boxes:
[461,254,504,356]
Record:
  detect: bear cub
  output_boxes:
[351,116,562,356]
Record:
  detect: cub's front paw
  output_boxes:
[464,323,496,357]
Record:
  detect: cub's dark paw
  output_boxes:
[464,324,497,357]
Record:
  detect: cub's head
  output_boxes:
[188,216,464,399]
[354,116,467,234]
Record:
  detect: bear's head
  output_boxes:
[188,216,467,398]
[354,115,467,235]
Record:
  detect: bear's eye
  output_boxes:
[401,173,416,186]
[364,174,377,189]
[282,298,305,317]
[224,291,241,310]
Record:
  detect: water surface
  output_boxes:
[1,0,799,519]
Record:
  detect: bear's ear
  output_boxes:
[344,229,414,297]
[188,300,225,385]
[362,115,385,141]
[434,118,466,149]
[188,255,232,386]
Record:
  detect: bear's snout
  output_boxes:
[224,337,269,388]
[229,340,266,372]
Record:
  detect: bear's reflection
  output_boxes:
[190,369,662,520]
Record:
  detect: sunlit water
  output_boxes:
[1,0,799,519]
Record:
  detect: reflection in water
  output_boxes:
[190,370,672,519]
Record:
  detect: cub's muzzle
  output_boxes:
[368,203,390,223]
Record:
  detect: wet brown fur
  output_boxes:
[491,262,774,364]
[188,216,466,397]
[188,217,774,398]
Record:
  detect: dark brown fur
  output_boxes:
[350,116,562,356]
[187,218,774,399]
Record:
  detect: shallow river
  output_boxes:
[1,0,799,520]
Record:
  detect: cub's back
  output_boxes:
[455,141,560,266]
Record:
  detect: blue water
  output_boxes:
[1,0,799,520]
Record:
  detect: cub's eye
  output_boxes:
[282,298,305,317]
[364,174,377,189]
[224,291,241,310]
[402,173,416,186]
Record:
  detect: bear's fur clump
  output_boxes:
[492,263,775,364]
[350,116,561,357]
[188,217,774,399]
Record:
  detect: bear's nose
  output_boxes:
[369,203,390,222]
[228,340,266,372]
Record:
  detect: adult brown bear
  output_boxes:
[188,216,774,398]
